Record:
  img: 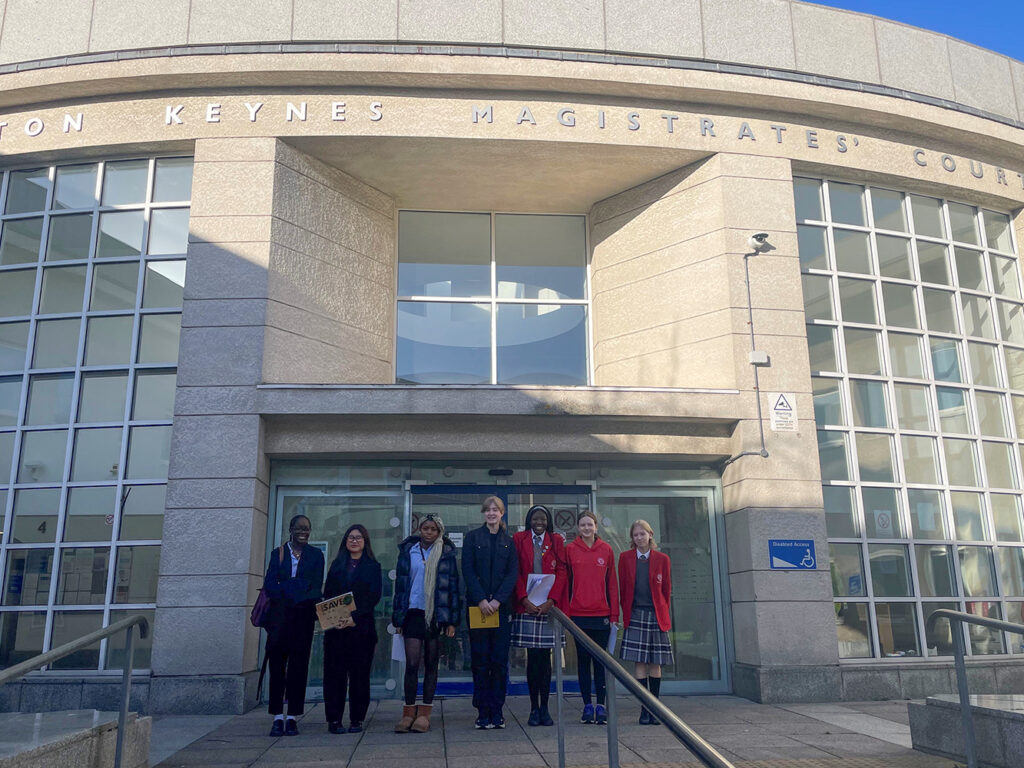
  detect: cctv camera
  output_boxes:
[748,233,771,252]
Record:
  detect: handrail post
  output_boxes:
[952,620,978,768]
[113,624,136,768]
[605,675,619,768]
[554,621,565,768]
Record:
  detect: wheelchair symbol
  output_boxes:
[799,549,816,569]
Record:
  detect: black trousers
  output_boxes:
[573,623,610,706]
[469,619,512,716]
[323,625,377,724]
[266,618,315,716]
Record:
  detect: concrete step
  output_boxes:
[0,709,150,768]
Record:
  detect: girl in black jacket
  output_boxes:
[392,514,461,733]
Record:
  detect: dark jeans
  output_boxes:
[323,624,377,724]
[266,618,315,717]
[469,618,512,716]
[526,648,552,709]
[572,619,610,706]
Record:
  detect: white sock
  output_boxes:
[274,714,284,722]
[286,715,296,721]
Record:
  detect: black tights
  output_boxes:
[403,635,439,705]
[526,649,552,710]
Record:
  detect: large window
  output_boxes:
[797,178,1024,660]
[396,211,590,385]
[0,157,192,671]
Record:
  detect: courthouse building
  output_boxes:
[0,0,1023,714]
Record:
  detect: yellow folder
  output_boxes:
[468,606,500,629]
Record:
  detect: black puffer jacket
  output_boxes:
[392,535,462,630]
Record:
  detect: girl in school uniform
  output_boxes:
[511,504,567,727]
[618,519,673,724]
[565,510,618,725]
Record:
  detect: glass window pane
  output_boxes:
[836,602,872,658]
[793,178,823,220]
[868,543,912,596]
[998,547,1024,596]
[39,266,86,314]
[876,235,912,280]
[0,432,13,484]
[948,202,979,245]
[968,342,1000,388]
[53,164,97,210]
[992,495,1022,542]
[856,432,894,482]
[90,262,139,311]
[875,602,921,657]
[11,487,60,543]
[113,546,159,603]
[0,217,43,265]
[895,384,931,430]
[862,487,902,538]
[834,230,872,274]
[945,439,979,487]
[889,332,924,378]
[817,430,849,481]
[951,491,986,540]
[1013,395,1024,439]
[56,547,109,605]
[2,550,53,606]
[0,322,29,371]
[917,241,950,285]
[983,441,1016,489]
[1009,348,1024,391]
[844,328,882,375]
[33,318,80,368]
[998,301,1024,344]
[966,601,1004,654]
[142,261,185,308]
[495,214,586,300]
[990,256,1021,300]
[132,370,176,420]
[850,379,888,427]
[975,392,1007,437]
[0,611,47,665]
[922,288,958,333]
[923,601,959,656]
[910,195,945,238]
[64,485,117,542]
[49,611,104,669]
[126,425,171,479]
[25,373,73,425]
[5,169,50,214]
[137,314,181,364]
[102,159,148,205]
[18,429,68,482]
[397,301,490,383]
[881,282,918,328]
[78,372,127,423]
[0,376,19,425]
[70,427,122,482]
[806,325,837,372]
[954,248,986,291]
[870,188,907,232]
[45,214,93,261]
[959,547,996,596]
[801,274,833,320]
[829,182,866,226]
[902,436,939,484]
[399,212,491,297]
[838,278,877,324]
[107,608,155,669]
[984,210,1013,253]
[120,484,165,539]
[830,543,865,596]
[798,225,828,269]
[84,316,133,366]
[909,489,947,538]
[147,208,190,256]
[96,211,143,259]
[916,545,956,597]
[153,158,193,203]
[812,376,843,425]
[930,338,962,383]
[961,295,995,339]
[823,486,857,537]
[0,269,36,318]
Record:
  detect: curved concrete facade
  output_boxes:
[0,0,1021,715]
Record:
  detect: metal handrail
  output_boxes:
[0,613,149,768]
[925,609,1024,768]
[549,607,735,768]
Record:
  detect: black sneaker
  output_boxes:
[328,721,345,734]
[285,719,299,736]
[474,714,490,730]
[269,720,284,737]
[527,708,541,727]
[490,712,505,729]
[539,706,554,726]
[348,722,363,733]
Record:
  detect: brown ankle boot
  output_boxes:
[410,703,432,732]
[395,704,416,732]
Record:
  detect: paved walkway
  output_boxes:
[153,695,958,768]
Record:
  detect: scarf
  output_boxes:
[421,516,445,626]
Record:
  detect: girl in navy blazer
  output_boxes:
[323,524,382,734]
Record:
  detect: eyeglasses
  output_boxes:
[347,535,364,542]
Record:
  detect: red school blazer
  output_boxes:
[618,549,672,632]
[512,530,568,613]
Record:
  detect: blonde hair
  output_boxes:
[629,519,657,550]
[481,495,507,530]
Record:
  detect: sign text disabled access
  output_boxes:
[768,539,817,570]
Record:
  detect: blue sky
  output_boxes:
[807,1,1024,62]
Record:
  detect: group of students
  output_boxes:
[259,495,673,736]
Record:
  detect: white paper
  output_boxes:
[526,573,555,606]
[391,632,406,663]
[606,623,618,654]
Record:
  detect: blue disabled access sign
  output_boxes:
[768,539,817,570]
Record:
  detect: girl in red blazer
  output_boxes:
[618,519,673,725]
[511,505,567,727]
[565,510,618,725]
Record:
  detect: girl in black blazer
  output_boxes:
[323,524,383,734]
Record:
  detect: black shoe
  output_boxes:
[269,720,284,737]
[475,712,490,729]
[639,708,651,725]
[648,711,660,726]
[328,721,345,734]
[285,719,299,736]
[539,706,554,726]
[348,722,363,733]
[490,712,505,729]
[527,708,541,727]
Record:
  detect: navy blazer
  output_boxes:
[461,524,518,615]
[263,543,325,629]
[323,554,382,639]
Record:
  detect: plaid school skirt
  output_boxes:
[620,607,674,664]
[511,613,565,649]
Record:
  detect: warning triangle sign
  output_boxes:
[773,394,792,411]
